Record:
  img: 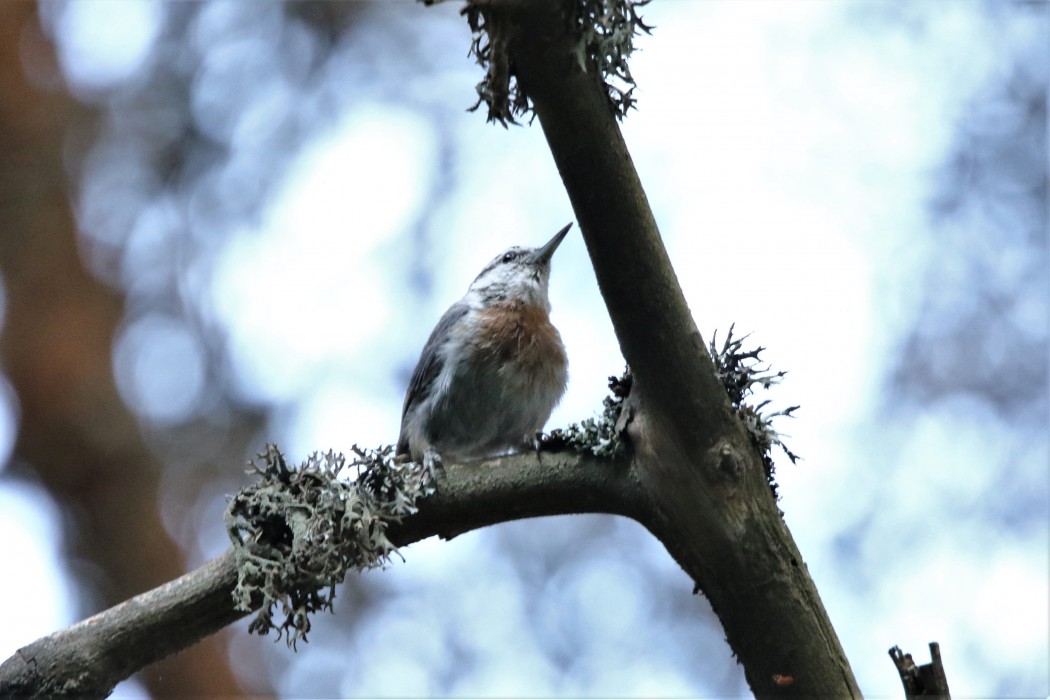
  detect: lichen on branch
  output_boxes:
[449,0,652,126]
[708,325,800,500]
[543,368,632,458]
[224,444,434,647]
[571,0,653,116]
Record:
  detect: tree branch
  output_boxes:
[497,0,731,439]
[0,450,641,699]
[890,642,951,699]
[473,0,861,696]
[4,3,872,698]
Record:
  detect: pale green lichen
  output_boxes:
[543,369,631,458]
[453,0,652,126]
[708,325,800,500]
[225,444,434,647]
[572,0,652,116]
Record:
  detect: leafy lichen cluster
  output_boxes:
[543,368,631,458]
[461,5,525,126]
[708,325,799,500]
[571,0,652,117]
[224,444,434,647]
[456,0,652,126]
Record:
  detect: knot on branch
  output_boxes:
[224,444,434,647]
[543,367,632,457]
[705,441,745,481]
[457,0,652,125]
[708,325,800,502]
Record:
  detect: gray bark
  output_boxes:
[492,0,860,695]
[0,453,638,699]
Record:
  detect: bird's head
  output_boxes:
[467,223,572,310]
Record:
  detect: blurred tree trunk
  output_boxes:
[0,3,245,697]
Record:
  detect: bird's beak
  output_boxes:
[531,222,572,265]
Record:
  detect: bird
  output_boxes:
[397,223,572,473]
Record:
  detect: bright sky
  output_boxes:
[1,1,1046,698]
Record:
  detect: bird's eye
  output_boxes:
[501,252,516,264]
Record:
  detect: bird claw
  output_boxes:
[528,432,544,462]
[422,447,444,489]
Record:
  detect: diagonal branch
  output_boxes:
[0,450,641,699]
[468,0,861,696]
[482,0,734,445]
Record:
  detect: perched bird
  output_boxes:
[397,223,572,471]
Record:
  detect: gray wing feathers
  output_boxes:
[397,302,471,455]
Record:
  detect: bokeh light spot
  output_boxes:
[113,314,207,426]
[48,0,163,92]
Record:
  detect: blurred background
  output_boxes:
[0,0,1046,697]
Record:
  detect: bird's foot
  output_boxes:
[422,446,444,491]
[527,432,544,462]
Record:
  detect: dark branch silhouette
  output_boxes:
[890,643,951,699]
[1,451,640,698]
